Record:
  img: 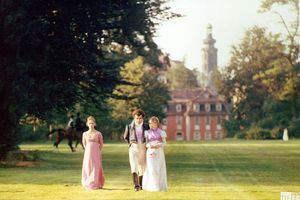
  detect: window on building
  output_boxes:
[205,131,211,140]
[176,132,183,141]
[206,115,210,124]
[211,104,216,112]
[193,103,200,112]
[200,104,205,111]
[176,115,182,125]
[194,116,200,130]
[205,103,211,112]
[194,132,200,140]
[176,104,182,112]
[216,103,222,111]
[195,116,200,125]
[216,131,222,139]
[162,118,167,125]
[217,116,221,124]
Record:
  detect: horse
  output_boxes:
[47,127,85,152]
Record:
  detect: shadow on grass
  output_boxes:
[102,188,131,191]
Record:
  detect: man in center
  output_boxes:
[124,109,149,192]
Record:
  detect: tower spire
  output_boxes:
[201,23,218,75]
[206,23,213,38]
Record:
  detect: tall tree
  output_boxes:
[0,0,178,159]
[138,73,170,120]
[108,56,144,137]
[259,0,300,119]
[220,26,286,124]
[108,57,170,139]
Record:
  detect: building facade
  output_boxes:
[164,88,229,140]
[155,24,228,140]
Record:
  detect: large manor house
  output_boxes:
[156,24,229,141]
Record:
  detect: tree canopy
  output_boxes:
[220,0,300,138]
[259,0,300,119]
[166,61,198,90]
[108,56,170,139]
[220,26,285,123]
[0,0,178,159]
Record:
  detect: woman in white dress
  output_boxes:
[142,116,167,192]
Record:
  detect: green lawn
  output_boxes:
[1,140,300,200]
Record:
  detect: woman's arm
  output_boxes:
[160,130,167,148]
[99,132,103,151]
[145,131,151,148]
[82,132,87,149]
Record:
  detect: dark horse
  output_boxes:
[47,126,85,152]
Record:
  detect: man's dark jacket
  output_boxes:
[123,121,149,146]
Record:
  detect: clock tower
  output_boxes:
[201,24,218,75]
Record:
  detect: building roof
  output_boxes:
[167,87,229,115]
[169,87,221,102]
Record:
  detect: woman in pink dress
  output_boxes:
[81,116,105,189]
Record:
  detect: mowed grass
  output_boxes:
[0,140,300,200]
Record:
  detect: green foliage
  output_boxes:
[46,110,69,128]
[19,125,48,142]
[259,0,296,12]
[270,127,282,139]
[220,26,284,124]
[225,98,297,139]
[111,56,144,104]
[287,118,300,138]
[244,126,271,140]
[233,132,247,139]
[223,120,242,138]
[220,24,300,136]
[108,57,145,139]
[257,117,277,130]
[210,69,223,90]
[259,0,300,119]
[221,0,300,140]
[223,118,250,138]
[0,0,179,159]
[108,57,170,139]
[2,149,41,167]
[167,61,198,89]
[78,96,114,140]
[138,73,170,120]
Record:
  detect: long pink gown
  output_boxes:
[81,131,105,189]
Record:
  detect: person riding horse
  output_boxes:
[67,114,75,129]
[75,112,85,133]
[47,113,86,152]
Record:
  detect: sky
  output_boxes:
[153,0,295,70]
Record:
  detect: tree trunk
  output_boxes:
[0,74,20,160]
[0,103,20,160]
